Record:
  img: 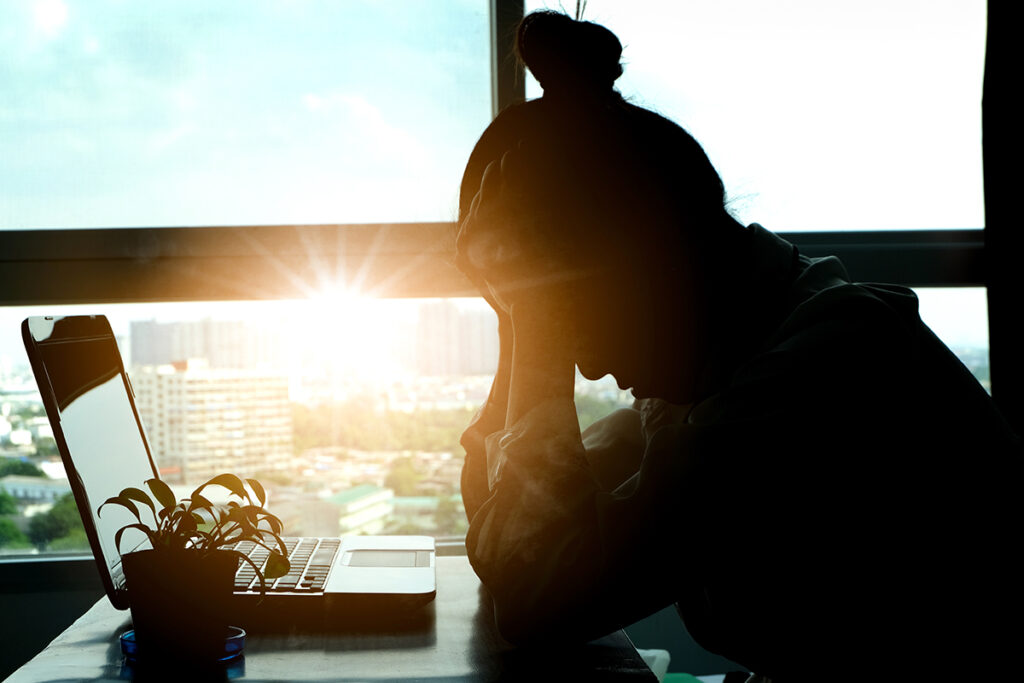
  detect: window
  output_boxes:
[1,0,490,229]
[526,0,986,232]
[913,287,989,391]
[1,0,493,556]
[0,1,995,560]
[0,297,631,553]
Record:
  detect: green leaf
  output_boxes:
[230,550,270,598]
[179,512,197,534]
[237,517,256,538]
[246,478,267,507]
[98,495,140,523]
[210,505,226,526]
[114,523,156,554]
[189,492,213,513]
[193,529,214,543]
[225,510,257,539]
[261,513,283,536]
[259,529,289,558]
[197,473,247,500]
[175,505,210,536]
[119,487,156,519]
[145,478,176,511]
[189,529,215,551]
[264,551,290,579]
[241,505,261,524]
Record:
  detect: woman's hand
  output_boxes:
[455,141,567,316]
[457,147,532,502]
[457,142,581,426]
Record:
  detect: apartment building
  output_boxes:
[131,359,293,484]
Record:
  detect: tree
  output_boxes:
[385,456,423,496]
[0,517,29,549]
[0,459,46,478]
[575,394,630,432]
[291,400,477,453]
[46,527,90,552]
[27,493,84,550]
[433,496,466,536]
[33,438,59,457]
[0,487,17,515]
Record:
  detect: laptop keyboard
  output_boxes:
[228,537,341,594]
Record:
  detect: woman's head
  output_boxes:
[458,11,738,402]
[460,12,729,263]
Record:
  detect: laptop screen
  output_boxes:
[26,317,157,586]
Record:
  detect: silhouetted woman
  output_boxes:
[455,11,1022,681]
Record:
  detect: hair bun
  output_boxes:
[516,11,623,97]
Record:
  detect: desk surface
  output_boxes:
[8,555,656,682]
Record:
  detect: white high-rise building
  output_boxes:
[131,360,293,485]
[130,319,286,370]
[415,301,498,377]
[458,305,500,376]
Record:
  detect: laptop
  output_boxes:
[22,315,436,623]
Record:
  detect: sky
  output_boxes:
[527,0,987,231]
[0,0,986,231]
[0,0,490,229]
[0,1,992,370]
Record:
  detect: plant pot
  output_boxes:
[121,548,239,663]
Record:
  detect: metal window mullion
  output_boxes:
[789,229,985,288]
[490,0,525,117]
[982,0,1021,432]
[0,227,986,305]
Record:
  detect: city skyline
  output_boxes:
[0,297,501,384]
[0,286,992,389]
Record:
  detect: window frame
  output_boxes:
[0,223,986,306]
[0,0,988,304]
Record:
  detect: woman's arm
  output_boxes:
[505,302,576,426]
[460,313,512,521]
[467,299,675,645]
[462,298,576,521]
[465,396,705,646]
[456,145,576,520]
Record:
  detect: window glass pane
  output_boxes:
[0,296,633,557]
[0,287,991,557]
[0,1,490,230]
[525,1,986,232]
[1,298,492,556]
[913,287,989,392]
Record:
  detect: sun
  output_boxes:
[290,285,407,389]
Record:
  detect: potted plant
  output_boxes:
[99,473,290,662]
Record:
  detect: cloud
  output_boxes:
[301,92,430,173]
[32,0,68,39]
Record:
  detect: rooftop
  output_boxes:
[326,483,388,506]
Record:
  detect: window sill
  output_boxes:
[0,537,467,592]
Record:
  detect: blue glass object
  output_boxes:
[119,626,246,662]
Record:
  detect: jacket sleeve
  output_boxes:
[462,396,708,645]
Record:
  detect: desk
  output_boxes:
[8,556,657,682]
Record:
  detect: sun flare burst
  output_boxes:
[288,285,410,391]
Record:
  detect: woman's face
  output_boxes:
[563,257,705,404]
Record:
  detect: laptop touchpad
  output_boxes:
[345,550,431,568]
